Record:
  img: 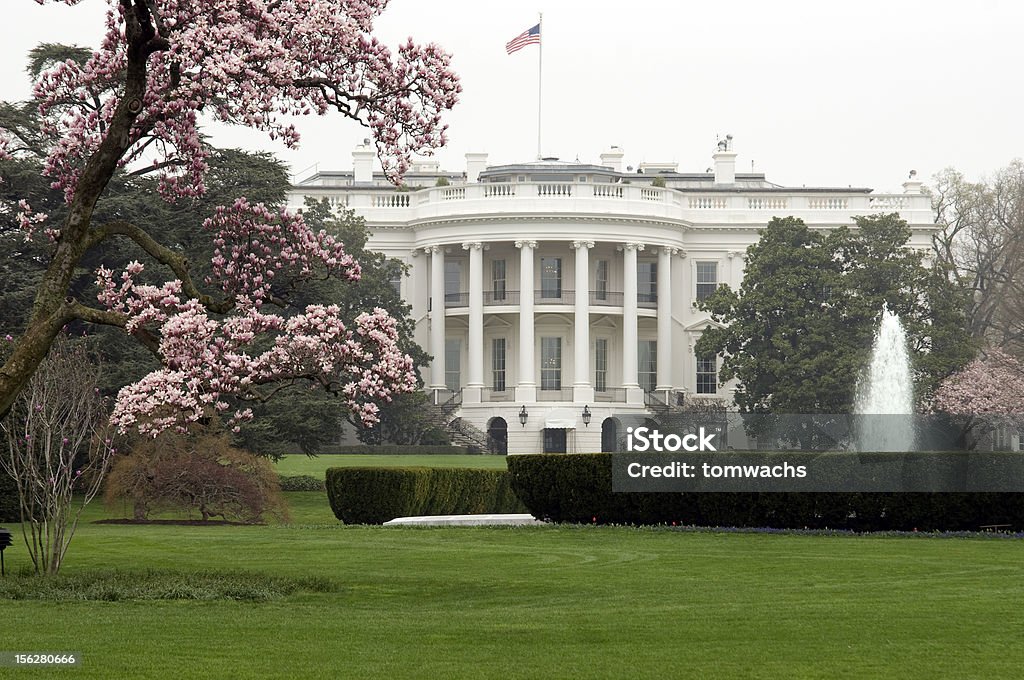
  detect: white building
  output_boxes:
[288,139,935,454]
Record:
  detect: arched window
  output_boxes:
[601,418,618,453]
[487,417,508,455]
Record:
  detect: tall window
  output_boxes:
[594,338,608,392]
[639,340,657,392]
[638,261,657,304]
[696,353,717,394]
[445,261,462,304]
[491,338,506,391]
[696,262,718,302]
[541,257,562,299]
[595,260,608,301]
[541,337,562,390]
[491,259,506,301]
[388,269,402,296]
[445,338,461,392]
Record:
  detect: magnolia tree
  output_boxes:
[0,0,459,432]
[931,349,1024,448]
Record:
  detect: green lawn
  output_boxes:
[2,493,1023,678]
[274,453,507,478]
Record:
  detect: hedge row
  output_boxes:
[326,467,525,524]
[507,454,1024,531]
[320,445,472,455]
[278,475,326,492]
[0,470,17,523]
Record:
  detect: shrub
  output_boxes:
[105,431,288,523]
[0,335,114,574]
[325,467,525,524]
[507,454,1024,531]
[278,475,326,492]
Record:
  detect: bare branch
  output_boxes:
[87,220,233,314]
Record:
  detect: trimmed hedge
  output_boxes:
[320,445,472,455]
[0,470,18,523]
[507,453,1024,531]
[326,467,525,524]
[278,475,326,492]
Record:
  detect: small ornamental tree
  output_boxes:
[0,336,114,575]
[0,1,460,433]
[104,430,288,523]
[931,349,1024,449]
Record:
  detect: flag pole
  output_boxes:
[537,12,543,160]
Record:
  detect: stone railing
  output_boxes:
[291,182,933,226]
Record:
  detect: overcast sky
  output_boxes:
[3,0,1022,192]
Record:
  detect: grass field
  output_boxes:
[2,491,1023,679]
[273,453,507,478]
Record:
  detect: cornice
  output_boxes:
[366,213,694,231]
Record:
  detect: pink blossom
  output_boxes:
[931,349,1024,415]
[105,300,416,437]
[21,0,460,213]
[7,1,442,437]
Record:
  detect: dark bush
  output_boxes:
[278,475,326,492]
[105,431,288,523]
[325,467,526,524]
[0,469,18,523]
[507,454,1024,531]
[320,444,471,455]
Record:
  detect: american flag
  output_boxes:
[505,24,541,55]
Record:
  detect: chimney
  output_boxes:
[465,152,488,183]
[713,135,737,186]
[352,140,374,184]
[902,170,922,195]
[599,145,624,173]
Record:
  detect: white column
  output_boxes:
[573,240,595,403]
[516,240,537,402]
[464,242,484,403]
[429,246,446,395]
[656,247,674,393]
[622,242,644,404]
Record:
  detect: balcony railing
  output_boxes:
[537,388,574,402]
[481,388,514,402]
[594,388,627,403]
[484,290,519,305]
[535,290,574,304]
[444,289,660,308]
[444,292,469,308]
[293,181,935,229]
[590,291,624,306]
[442,385,632,404]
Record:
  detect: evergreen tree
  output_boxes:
[695,214,973,417]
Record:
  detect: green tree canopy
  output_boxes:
[695,214,973,416]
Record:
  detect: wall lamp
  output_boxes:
[581,405,592,427]
[519,405,529,427]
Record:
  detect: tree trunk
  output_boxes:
[0,3,158,418]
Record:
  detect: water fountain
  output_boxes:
[854,307,915,451]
